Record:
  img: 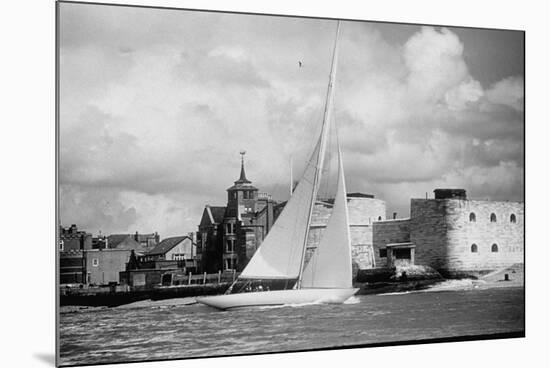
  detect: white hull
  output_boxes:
[196,288,359,310]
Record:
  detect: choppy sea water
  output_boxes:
[59,283,524,366]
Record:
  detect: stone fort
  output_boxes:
[371,189,524,277]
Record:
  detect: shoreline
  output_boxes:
[59,276,523,314]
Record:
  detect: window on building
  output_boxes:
[471,243,478,253]
[490,213,497,222]
[225,223,234,234]
[92,258,99,267]
[469,212,476,222]
[378,216,382,221]
[226,239,235,253]
[201,232,207,249]
[231,192,237,200]
[172,253,185,261]
[59,240,64,251]
[394,248,411,259]
[224,258,235,271]
[491,243,499,252]
[379,249,387,258]
[510,214,517,223]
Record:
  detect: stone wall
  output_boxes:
[372,219,411,268]
[443,199,524,274]
[410,199,449,270]
[410,198,524,275]
[348,197,387,225]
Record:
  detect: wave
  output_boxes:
[378,291,416,296]
[378,279,488,296]
[343,296,360,304]
[424,279,486,292]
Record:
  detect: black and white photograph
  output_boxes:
[55,1,527,367]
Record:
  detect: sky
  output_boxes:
[58,2,524,238]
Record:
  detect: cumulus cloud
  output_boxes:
[445,78,484,111]
[58,3,524,236]
[404,27,468,104]
[486,76,524,112]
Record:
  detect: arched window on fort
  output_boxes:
[491,243,499,253]
[471,244,478,253]
[510,214,517,223]
[469,213,476,222]
[490,213,497,222]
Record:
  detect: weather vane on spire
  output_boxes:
[240,150,246,164]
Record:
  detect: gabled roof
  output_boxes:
[209,206,226,223]
[146,236,190,256]
[199,205,226,227]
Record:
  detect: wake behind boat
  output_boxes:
[197,20,358,311]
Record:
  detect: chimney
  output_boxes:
[393,212,397,219]
[134,231,139,242]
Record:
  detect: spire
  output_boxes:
[235,150,251,184]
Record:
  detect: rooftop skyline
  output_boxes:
[59,3,524,237]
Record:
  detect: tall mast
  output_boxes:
[296,20,341,289]
[289,156,293,196]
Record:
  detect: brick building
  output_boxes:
[197,153,281,273]
[59,224,92,284]
[59,250,86,284]
[59,224,92,251]
[373,189,524,277]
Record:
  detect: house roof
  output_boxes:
[107,235,148,253]
[199,206,226,228]
[146,236,190,256]
[207,206,226,224]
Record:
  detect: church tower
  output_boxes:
[225,151,259,219]
[222,151,259,271]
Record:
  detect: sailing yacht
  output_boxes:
[196,21,358,310]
